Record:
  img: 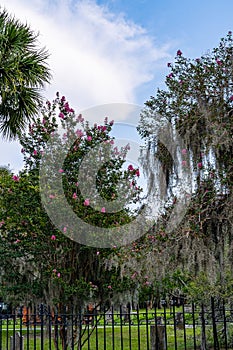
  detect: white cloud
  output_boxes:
[0,0,171,171]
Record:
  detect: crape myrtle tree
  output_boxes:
[0,93,142,348]
[0,8,51,139]
[119,32,233,303]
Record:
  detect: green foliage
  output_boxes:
[0,8,51,139]
[0,93,141,307]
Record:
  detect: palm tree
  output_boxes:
[0,9,51,139]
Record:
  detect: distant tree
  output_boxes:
[134,32,233,301]
[0,9,51,139]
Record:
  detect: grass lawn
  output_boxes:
[0,323,208,349]
[1,306,233,349]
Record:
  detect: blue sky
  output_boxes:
[106,0,233,102]
[1,0,233,171]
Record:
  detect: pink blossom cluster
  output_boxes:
[12,175,20,182]
[49,194,56,199]
[131,272,138,279]
[97,125,107,132]
[144,275,151,286]
[147,234,156,242]
[127,164,140,177]
[76,114,84,123]
[64,102,74,114]
[52,269,61,278]
[84,198,90,206]
[216,58,222,66]
[181,148,188,168]
[76,129,84,138]
[72,193,77,199]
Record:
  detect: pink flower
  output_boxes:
[51,235,56,240]
[86,135,92,141]
[64,102,73,113]
[181,148,187,155]
[21,148,25,153]
[182,160,187,167]
[12,175,19,182]
[64,102,69,110]
[53,269,57,273]
[75,182,79,186]
[76,114,84,123]
[59,112,65,119]
[167,73,173,78]
[229,95,233,101]
[167,62,171,67]
[14,239,20,244]
[197,162,203,169]
[135,169,140,177]
[63,226,67,233]
[58,169,64,173]
[96,251,100,255]
[0,220,5,227]
[57,272,61,278]
[107,285,112,289]
[49,194,56,199]
[109,120,114,126]
[98,125,107,132]
[76,129,84,138]
[33,150,37,156]
[84,198,90,206]
[216,59,222,65]
[131,272,137,279]
[72,193,77,199]
[177,49,182,56]
[128,164,134,171]
[101,207,106,213]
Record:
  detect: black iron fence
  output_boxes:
[1,297,233,349]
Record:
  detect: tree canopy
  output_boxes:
[135,32,233,301]
[0,93,142,309]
